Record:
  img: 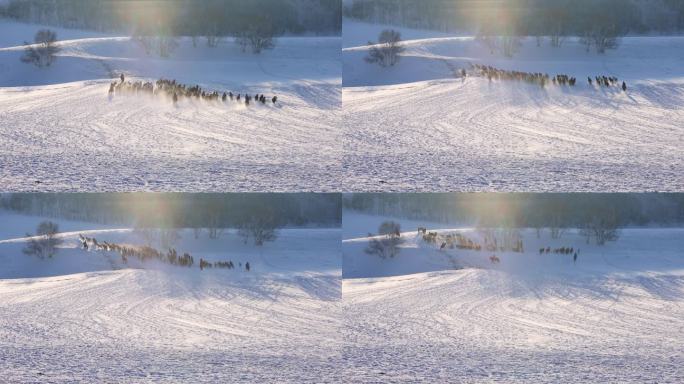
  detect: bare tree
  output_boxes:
[193,227,203,239]
[579,0,626,54]
[132,24,177,58]
[579,30,593,52]
[235,15,277,54]
[500,35,522,58]
[365,29,405,67]
[207,211,224,239]
[23,221,63,258]
[476,28,520,57]
[549,213,567,239]
[237,208,279,246]
[235,32,250,53]
[593,27,620,54]
[132,23,154,55]
[134,224,156,246]
[158,35,178,58]
[159,228,180,249]
[205,23,223,48]
[579,25,621,54]
[476,12,499,55]
[135,35,154,55]
[579,212,621,245]
[365,221,403,259]
[549,20,567,48]
[21,29,60,67]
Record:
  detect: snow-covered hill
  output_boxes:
[0,20,341,191]
[342,215,684,382]
[0,212,342,383]
[343,20,684,192]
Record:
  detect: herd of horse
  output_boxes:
[473,63,563,87]
[108,73,278,106]
[540,245,580,263]
[199,258,250,271]
[471,63,627,91]
[419,227,523,254]
[590,75,626,91]
[538,246,577,255]
[416,227,580,265]
[79,234,251,272]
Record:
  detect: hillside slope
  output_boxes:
[342,222,684,382]
[0,213,342,383]
[0,21,341,191]
[343,21,684,191]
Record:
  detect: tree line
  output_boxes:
[344,193,684,229]
[345,0,684,35]
[1,193,342,231]
[1,0,342,36]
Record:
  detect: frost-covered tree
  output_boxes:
[365,29,405,67]
[23,221,63,258]
[21,29,60,67]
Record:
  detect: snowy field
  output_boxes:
[0,19,341,191]
[342,212,684,382]
[343,20,684,192]
[0,211,342,383]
